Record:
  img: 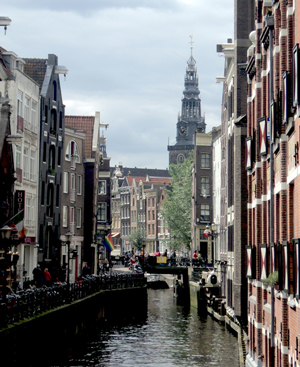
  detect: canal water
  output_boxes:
[62,288,240,367]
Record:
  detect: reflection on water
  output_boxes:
[66,288,239,367]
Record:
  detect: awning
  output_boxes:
[111,233,120,238]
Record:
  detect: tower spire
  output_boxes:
[189,35,194,56]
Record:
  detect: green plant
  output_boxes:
[48,168,55,174]
[262,271,278,287]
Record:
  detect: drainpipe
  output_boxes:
[267,14,275,367]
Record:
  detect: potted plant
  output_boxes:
[262,271,279,289]
[48,168,55,175]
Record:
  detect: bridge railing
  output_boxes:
[0,273,146,329]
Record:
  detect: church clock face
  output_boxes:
[178,126,187,136]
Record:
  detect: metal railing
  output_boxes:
[0,273,146,329]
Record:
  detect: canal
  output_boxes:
[59,287,239,367]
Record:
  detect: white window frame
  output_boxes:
[63,172,69,193]
[63,206,68,227]
[98,180,106,195]
[16,145,22,169]
[77,175,82,195]
[17,91,23,117]
[24,96,30,129]
[76,208,82,228]
[201,153,210,169]
[200,204,210,222]
[31,100,37,134]
[23,147,29,179]
[30,150,36,181]
[65,140,80,162]
[97,202,107,222]
[70,206,75,225]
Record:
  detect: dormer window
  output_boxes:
[65,140,80,163]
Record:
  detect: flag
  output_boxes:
[104,234,114,253]
[8,209,25,239]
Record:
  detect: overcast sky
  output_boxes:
[1,0,234,170]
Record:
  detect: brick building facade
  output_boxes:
[246,1,300,366]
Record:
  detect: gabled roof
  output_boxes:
[65,115,95,158]
[23,58,47,88]
[0,47,13,79]
[111,166,170,178]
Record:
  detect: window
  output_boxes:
[76,208,82,228]
[24,96,30,128]
[59,111,63,129]
[70,173,75,191]
[63,172,69,193]
[201,153,210,168]
[70,207,75,225]
[53,80,57,101]
[16,145,21,169]
[199,229,206,240]
[23,147,29,179]
[50,109,57,132]
[177,154,185,163]
[56,185,59,207]
[30,150,36,181]
[41,181,45,205]
[25,197,31,227]
[32,100,37,133]
[97,202,107,222]
[98,180,106,195]
[17,91,23,117]
[77,175,82,195]
[49,146,55,170]
[43,142,47,163]
[201,177,210,197]
[152,210,155,220]
[200,204,210,222]
[57,147,61,166]
[63,206,68,227]
[65,140,80,162]
[152,224,155,234]
[292,44,299,108]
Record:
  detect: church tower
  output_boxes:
[168,37,206,165]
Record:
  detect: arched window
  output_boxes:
[65,140,80,163]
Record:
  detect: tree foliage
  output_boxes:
[129,227,147,251]
[161,154,193,251]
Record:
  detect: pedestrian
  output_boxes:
[43,268,52,287]
[82,262,91,276]
[192,250,198,267]
[163,249,168,257]
[32,264,42,287]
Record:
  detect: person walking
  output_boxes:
[32,264,42,287]
[43,268,52,287]
[82,263,91,276]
